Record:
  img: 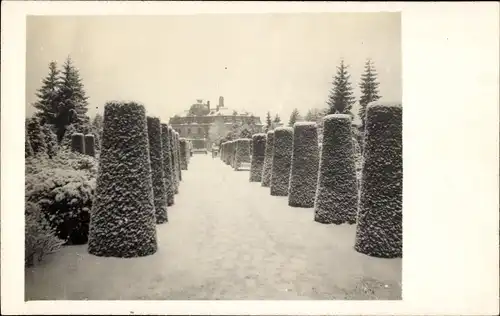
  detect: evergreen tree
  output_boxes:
[33,61,62,126]
[304,109,314,121]
[265,111,272,132]
[358,58,381,129]
[288,108,301,127]
[327,59,356,115]
[273,114,281,123]
[56,56,90,141]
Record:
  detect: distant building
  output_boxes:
[169,96,264,149]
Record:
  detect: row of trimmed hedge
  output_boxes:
[219,103,402,259]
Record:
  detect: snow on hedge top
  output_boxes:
[368,101,402,109]
[323,114,352,123]
[72,133,84,137]
[293,121,317,127]
[84,134,95,138]
[274,126,293,134]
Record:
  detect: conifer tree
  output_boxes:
[273,114,281,123]
[288,108,301,127]
[358,58,381,130]
[57,56,90,141]
[265,111,272,132]
[327,59,356,115]
[33,61,61,126]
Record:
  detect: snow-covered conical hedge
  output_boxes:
[250,133,267,182]
[168,126,179,194]
[84,134,95,157]
[179,138,188,170]
[174,132,182,181]
[26,117,47,156]
[314,114,358,224]
[71,133,85,154]
[288,122,319,207]
[234,138,251,170]
[161,123,175,206]
[270,127,294,196]
[147,116,168,224]
[261,130,275,187]
[88,101,158,258]
[226,141,234,166]
[354,103,402,258]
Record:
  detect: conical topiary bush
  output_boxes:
[179,138,188,170]
[169,127,179,194]
[161,123,175,206]
[314,114,358,225]
[71,133,85,154]
[234,138,251,171]
[174,132,182,181]
[288,122,319,208]
[88,101,158,258]
[26,117,47,156]
[147,116,168,224]
[84,134,95,157]
[250,133,266,182]
[354,103,402,258]
[261,130,275,187]
[270,127,293,196]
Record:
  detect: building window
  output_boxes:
[198,127,202,135]
[187,127,191,135]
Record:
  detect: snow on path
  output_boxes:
[25,155,401,300]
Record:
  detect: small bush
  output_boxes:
[25,167,96,245]
[71,133,85,154]
[161,123,175,206]
[42,124,59,158]
[25,201,65,267]
[147,116,168,224]
[84,134,96,157]
[179,138,188,170]
[26,117,47,156]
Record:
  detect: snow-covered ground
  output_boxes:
[25,155,401,300]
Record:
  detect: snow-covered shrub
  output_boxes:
[42,124,58,158]
[88,102,158,258]
[249,133,266,182]
[179,138,188,170]
[147,117,168,224]
[161,123,175,206]
[270,127,293,196]
[25,167,96,245]
[261,131,275,187]
[354,103,402,258]
[84,134,95,157]
[26,117,47,156]
[314,114,358,225]
[172,132,182,182]
[71,133,85,154]
[234,138,251,171]
[225,141,234,166]
[288,122,319,208]
[168,126,179,194]
[60,124,78,149]
[25,201,65,267]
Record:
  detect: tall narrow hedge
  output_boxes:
[261,131,275,187]
[88,101,158,258]
[250,133,267,182]
[354,103,402,258]
[161,123,175,206]
[234,138,251,170]
[174,132,182,181]
[288,122,319,207]
[169,127,179,194]
[179,138,188,170]
[147,116,168,224]
[42,124,58,158]
[270,127,294,196]
[71,133,86,154]
[25,134,34,158]
[314,114,358,225]
[84,134,96,157]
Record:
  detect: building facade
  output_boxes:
[169,96,264,149]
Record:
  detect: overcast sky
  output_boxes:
[26,13,401,123]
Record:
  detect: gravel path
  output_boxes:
[25,155,401,300]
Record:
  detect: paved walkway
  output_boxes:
[25,155,401,300]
